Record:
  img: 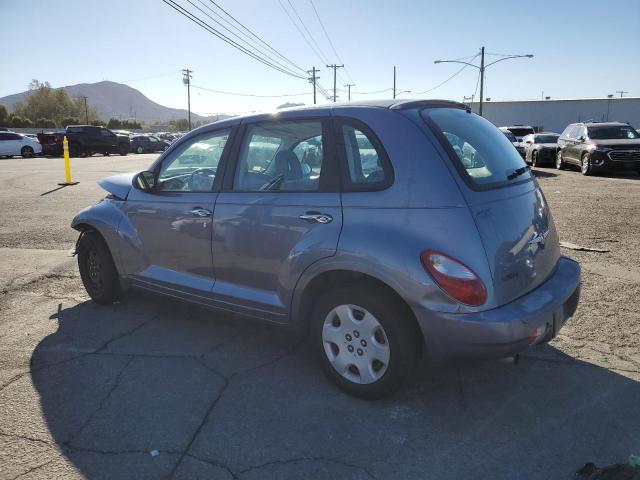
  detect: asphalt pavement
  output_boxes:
[0,154,638,479]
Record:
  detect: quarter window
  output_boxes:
[156,129,230,192]
[341,125,388,185]
[233,121,324,192]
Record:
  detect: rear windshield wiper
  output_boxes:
[507,166,530,181]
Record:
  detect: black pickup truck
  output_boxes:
[38,125,130,157]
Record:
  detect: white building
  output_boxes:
[468,97,640,133]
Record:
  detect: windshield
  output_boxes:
[588,125,639,140]
[423,108,531,189]
[535,135,559,144]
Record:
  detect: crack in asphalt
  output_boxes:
[185,453,239,479]
[8,458,56,480]
[66,356,136,447]
[238,456,378,479]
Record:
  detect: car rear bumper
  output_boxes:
[413,256,581,361]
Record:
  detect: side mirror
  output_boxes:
[133,171,156,191]
[578,135,586,142]
[525,140,533,144]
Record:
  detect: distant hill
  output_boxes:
[0,80,220,124]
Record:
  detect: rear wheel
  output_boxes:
[78,231,122,304]
[581,153,593,176]
[311,285,419,399]
[556,150,565,170]
[119,143,129,156]
[21,146,34,158]
[136,145,144,154]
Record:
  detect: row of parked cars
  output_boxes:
[500,122,640,176]
[0,126,188,158]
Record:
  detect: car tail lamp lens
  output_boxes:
[420,251,487,306]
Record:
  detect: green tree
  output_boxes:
[0,104,8,126]
[169,118,190,131]
[35,118,57,128]
[107,118,122,129]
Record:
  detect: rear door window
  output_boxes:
[338,122,392,189]
[423,107,531,190]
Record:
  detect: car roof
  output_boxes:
[571,121,630,127]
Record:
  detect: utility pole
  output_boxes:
[435,47,533,117]
[307,67,319,104]
[81,96,88,124]
[478,47,485,116]
[393,66,396,99]
[616,90,628,98]
[182,69,193,130]
[326,64,344,102]
[344,83,355,101]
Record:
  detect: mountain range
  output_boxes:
[0,81,221,124]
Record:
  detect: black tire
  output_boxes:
[581,153,593,176]
[119,143,129,156]
[77,231,122,304]
[21,146,34,158]
[311,284,419,399]
[69,143,81,157]
[103,151,110,157]
[136,145,144,154]
[531,151,538,167]
[556,150,565,170]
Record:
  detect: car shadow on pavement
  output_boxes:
[531,169,558,178]
[19,293,640,480]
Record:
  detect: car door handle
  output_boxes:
[299,212,333,224]
[190,207,212,217]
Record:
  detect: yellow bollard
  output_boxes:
[63,136,72,183]
[58,136,78,186]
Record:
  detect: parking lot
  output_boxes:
[0,154,639,479]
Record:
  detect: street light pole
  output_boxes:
[434,47,533,116]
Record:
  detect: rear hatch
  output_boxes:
[422,107,560,307]
[37,131,64,154]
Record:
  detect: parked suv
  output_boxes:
[556,122,640,175]
[71,100,581,398]
[38,125,130,157]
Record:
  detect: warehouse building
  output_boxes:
[468,97,640,133]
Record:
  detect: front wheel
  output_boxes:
[581,153,593,176]
[21,146,34,158]
[556,150,566,170]
[119,143,129,156]
[78,231,122,304]
[311,285,419,399]
[532,151,539,167]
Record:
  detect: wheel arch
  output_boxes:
[292,267,424,354]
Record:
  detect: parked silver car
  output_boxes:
[72,100,581,398]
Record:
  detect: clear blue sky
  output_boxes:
[1,0,639,115]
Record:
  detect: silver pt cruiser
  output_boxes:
[72,100,581,399]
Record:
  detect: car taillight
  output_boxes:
[420,250,487,306]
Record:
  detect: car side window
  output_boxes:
[100,129,111,137]
[0,133,9,141]
[233,121,324,192]
[156,129,230,192]
[338,120,392,190]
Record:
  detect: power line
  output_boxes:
[161,0,306,79]
[278,0,327,66]
[286,0,329,63]
[191,84,311,97]
[200,0,308,75]
[182,0,306,78]
[415,53,479,94]
[308,0,354,83]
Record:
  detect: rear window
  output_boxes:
[588,125,639,140]
[507,127,534,137]
[423,108,532,190]
[535,135,559,143]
